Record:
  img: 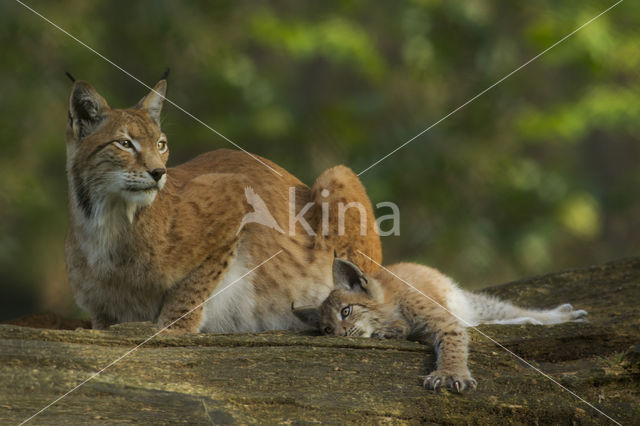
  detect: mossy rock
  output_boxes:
[2,258,639,424]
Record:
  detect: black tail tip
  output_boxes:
[65,71,76,83]
[160,67,170,80]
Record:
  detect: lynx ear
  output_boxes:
[291,304,320,327]
[136,79,167,125]
[69,81,109,139]
[333,258,369,294]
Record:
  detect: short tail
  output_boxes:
[309,165,382,275]
[462,292,587,326]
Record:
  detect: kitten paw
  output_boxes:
[556,303,574,313]
[571,309,588,321]
[423,370,477,393]
[554,303,588,322]
[371,328,405,339]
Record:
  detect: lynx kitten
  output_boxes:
[294,259,587,392]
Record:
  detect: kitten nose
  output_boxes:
[148,168,166,182]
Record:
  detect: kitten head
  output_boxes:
[293,258,387,337]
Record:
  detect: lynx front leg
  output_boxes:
[424,319,477,393]
[157,249,235,334]
[91,312,117,330]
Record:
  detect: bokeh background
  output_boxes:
[1,0,638,321]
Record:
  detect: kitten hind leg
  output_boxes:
[497,303,588,325]
[542,303,588,324]
[465,292,588,325]
[485,317,544,325]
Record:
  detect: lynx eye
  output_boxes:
[340,306,351,318]
[323,326,333,334]
[115,139,134,151]
[157,139,168,153]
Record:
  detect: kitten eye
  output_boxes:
[157,140,168,153]
[323,326,333,334]
[340,306,351,318]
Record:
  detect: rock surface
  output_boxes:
[2,258,639,424]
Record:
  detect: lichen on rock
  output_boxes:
[2,258,639,423]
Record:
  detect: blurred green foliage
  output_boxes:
[1,0,638,320]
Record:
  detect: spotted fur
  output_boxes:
[65,77,382,333]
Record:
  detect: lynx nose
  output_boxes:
[148,168,166,182]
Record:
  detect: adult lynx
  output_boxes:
[64,75,381,332]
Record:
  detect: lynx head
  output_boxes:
[293,258,387,337]
[66,74,169,222]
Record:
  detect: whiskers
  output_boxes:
[346,326,365,337]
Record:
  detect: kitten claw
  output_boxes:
[424,370,476,393]
[468,378,478,390]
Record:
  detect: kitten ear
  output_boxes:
[291,304,320,327]
[333,258,369,294]
[69,81,110,139]
[136,78,167,125]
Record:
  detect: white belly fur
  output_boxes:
[199,253,259,333]
[198,252,300,333]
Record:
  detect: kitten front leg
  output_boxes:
[371,320,410,339]
[424,320,477,392]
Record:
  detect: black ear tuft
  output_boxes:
[160,67,170,80]
[291,304,321,327]
[69,82,109,139]
[333,258,368,294]
[135,79,167,126]
[65,72,76,83]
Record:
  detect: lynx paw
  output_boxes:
[371,328,405,339]
[423,370,477,393]
[156,320,196,335]
[555,303,588,322]
[159,327,189,335]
